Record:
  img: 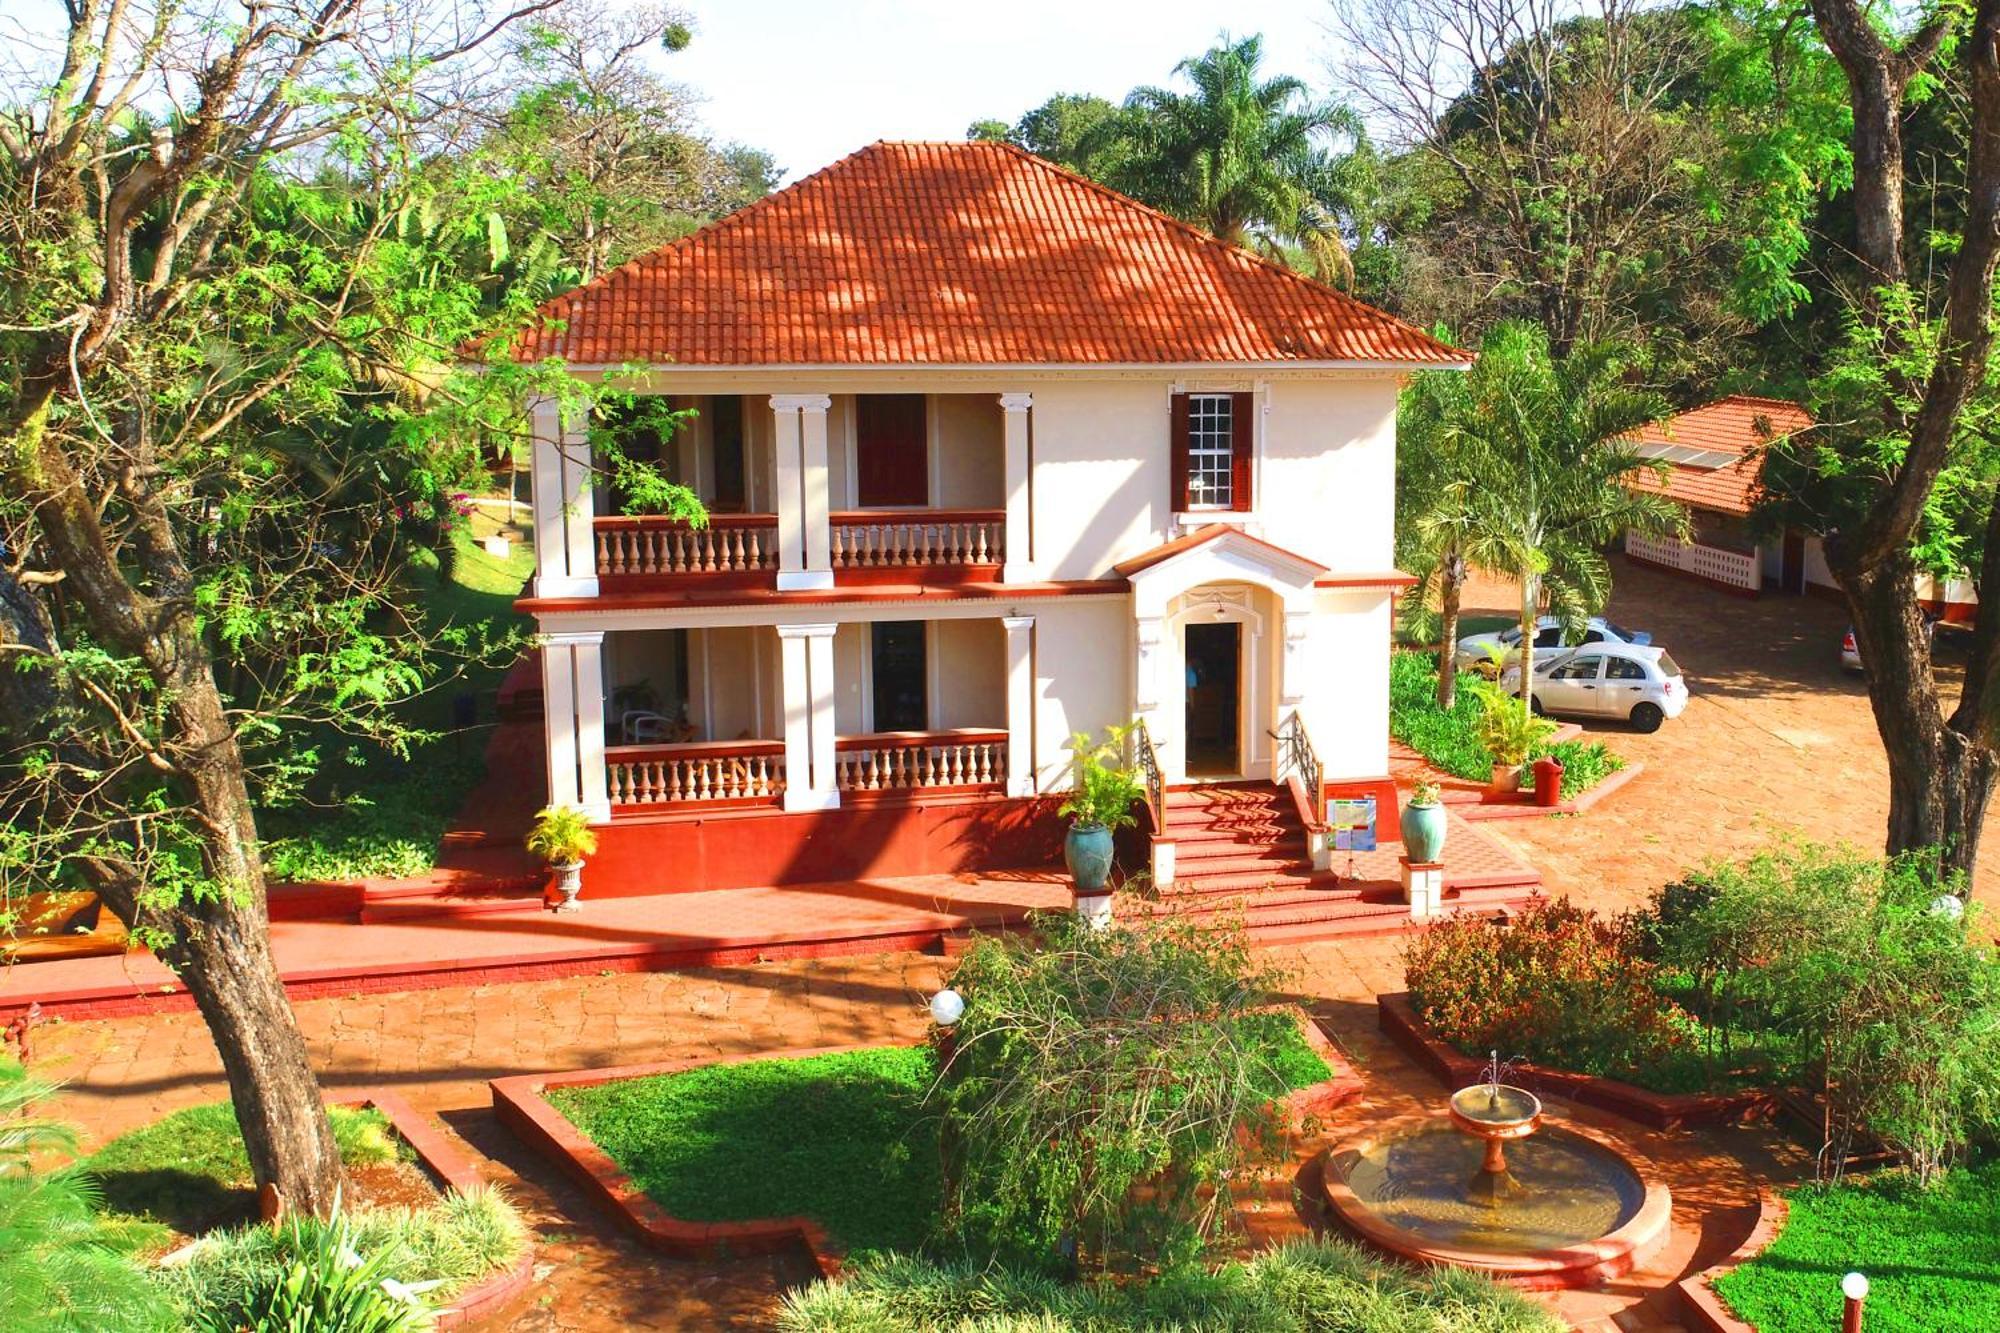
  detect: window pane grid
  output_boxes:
[1186,394,1233,507]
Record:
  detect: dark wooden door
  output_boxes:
[1781,529,1806,595]
[856,395,928,506]
[1184,622,1241,775]
[708,394,745,512]
[871,621,928,731]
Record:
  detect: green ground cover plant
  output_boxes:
[545,945,1332,1261]
[87,1101,406,1235]
[1713,1159,2000,1333]
[1389,651,1623,796]
[777,1238,1564,1332]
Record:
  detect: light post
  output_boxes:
[929,988,964,1029]
[1841,1271,1868,1333]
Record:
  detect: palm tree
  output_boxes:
[1395,355,1480,708]
[1446,323,1688,715]
[1101,35,1366,285]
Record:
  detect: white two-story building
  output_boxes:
[508,140,1465,895]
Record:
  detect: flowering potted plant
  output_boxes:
[1400,778,1449,863]
[1058,726,1144,927]
[526,805,598,912]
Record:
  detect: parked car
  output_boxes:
[1839,614,1936,673]
[1500,642,1687,732]
[1455,616,1652,672]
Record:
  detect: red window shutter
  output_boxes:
[1169,392,1190,511]
[1229,391,1254,512]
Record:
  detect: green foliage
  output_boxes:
[1540,739,1625,800]
[88,1102,403,1235]
[548,1047,941,1255]
[1057,726,1143,831]
[1630,845,2000,1180]
[934,915,1306,1272]
[1405,900,1720,1094]
[0,1056,177,1333]
[777,1238,1565,1332]
[185,1209,433,1333]
[1467,679,1556,768]
[163,1188,527,1328]
[525,804,599,865]
[1389,650,1495,782]
[1713,1159,2000,1333]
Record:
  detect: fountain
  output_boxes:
[1319,1053,1672,1289]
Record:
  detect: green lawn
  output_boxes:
[258,521,536,881]
[86,1101,405,1238]
[1713,1161,2000,1333]
[550,1021,1332,1256]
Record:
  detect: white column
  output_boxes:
[778,623,840,811]
[559,408,599,598]
[530,397,595,598]
[999,393,1034,582]
[772,394,834,590]
[771,398,804,581]
[1002,615,1036,797]
[540,633,580,810]
[569,633,610,821]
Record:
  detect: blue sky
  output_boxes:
[677,0,1341,182]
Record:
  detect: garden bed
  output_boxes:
[1379,992,1779,1132]
[491,1006,1359,1273]
[1693,1162,2000,1333]
[90,1089,532,1330]
[1389,650,1629,803]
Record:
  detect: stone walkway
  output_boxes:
[31,935,1793,1332]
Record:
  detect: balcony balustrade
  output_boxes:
[829,509,1004,571]
[834,729,1007,794]
[606,739,786,807]
[594,514,779,580]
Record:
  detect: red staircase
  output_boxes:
[1133,782,1538,945]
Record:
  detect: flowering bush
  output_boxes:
[1404,899,1701,1089]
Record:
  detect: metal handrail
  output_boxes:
[1276,711,1324,826]
[1130,717,1165,834]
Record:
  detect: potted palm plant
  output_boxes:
[526,805,598,913]
[1059,726,1144,928]
[1399,778,1449,863]
[1470,680,1556,794]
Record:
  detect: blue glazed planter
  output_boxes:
[1399,802,1449,864]
[1064,823,1116,892]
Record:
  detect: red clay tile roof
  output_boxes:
[1626,395,1813,518]
[505,141,1467,368]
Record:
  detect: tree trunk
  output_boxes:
[1517,571,1539,717]
[1841,553,1999,881]
[1436,549,1466,710]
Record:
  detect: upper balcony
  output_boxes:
[528,390,1031,602]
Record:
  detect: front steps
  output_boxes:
[1130,782,1539,945]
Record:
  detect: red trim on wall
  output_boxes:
[516,577,1127,615]
[1323,775,1401,836]
[582,793,1066,896]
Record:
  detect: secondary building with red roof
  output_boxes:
[506,139,1465,904]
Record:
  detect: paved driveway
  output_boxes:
[1462,557,2000,914]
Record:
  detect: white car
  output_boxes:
[1500,642,1687,733]
[1455,616,1652,672]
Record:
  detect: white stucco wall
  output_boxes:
[1027,598,1137,791]
[933,394,1004,509]
[1299,589,1394,780]
[1259,379,1399,572]
[931,618,1007,729]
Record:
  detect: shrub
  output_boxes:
[525,804,598,865]
[1468,679,1555,767]
[1057,725,1144,830]
[1389,651,1492,781]
[185,1208,433,1333]
[1404,899,1705,1090]
[934,915,1304,1272]
[1633,845,2000,1180]
[776,1238,1565,1332]
[160,1187,527,1326]
[1537,738,1624,799]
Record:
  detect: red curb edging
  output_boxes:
[1378,993,1780,1132]
[1441,761,1647,822]
[327,1088,536,1329]
[1675,1189,1789,1333]
[490,1007,1362,1277]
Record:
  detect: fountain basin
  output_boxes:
[1321,1114,1672,1290]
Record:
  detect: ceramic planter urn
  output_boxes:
[552,859,584,913]
[1064,822,1115,893]
[1399,801,1449,863]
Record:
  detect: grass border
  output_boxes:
[489,1006,1362,1275]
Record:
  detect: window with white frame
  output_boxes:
[1186,393,1234,508]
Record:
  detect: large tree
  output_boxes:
[0,0,621,1217]
[1332,0,1752,385]
[1727,0,2000,878]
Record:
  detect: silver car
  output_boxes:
[1456,615,1652,672]
[1501,642,1688,733]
